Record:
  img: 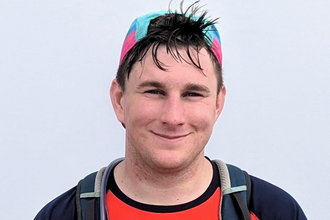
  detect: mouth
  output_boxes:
[151,132,190,142]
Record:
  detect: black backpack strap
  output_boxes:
[232,191,251,220]
[76,167,106,220]
[76,179,83,220]
[76,158,124,220]
[243,171,251,208]
[213,159,251,220]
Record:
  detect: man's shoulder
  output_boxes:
[34,186,77,220]
[249,175,307,220]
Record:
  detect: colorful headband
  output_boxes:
[119,11,222,66]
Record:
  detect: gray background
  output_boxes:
[1,0,329,219]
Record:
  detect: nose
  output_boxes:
[160,96,185,127]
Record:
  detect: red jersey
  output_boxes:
[105,161,259,220]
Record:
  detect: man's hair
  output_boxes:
[116,2,223,93]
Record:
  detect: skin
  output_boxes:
[110,46,226,205]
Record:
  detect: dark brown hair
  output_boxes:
[116,2,223,93]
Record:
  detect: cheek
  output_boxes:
[123,98,159,128]
[188,105,216,129]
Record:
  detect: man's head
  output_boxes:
[110,2,226,172]
[116,3,223,94]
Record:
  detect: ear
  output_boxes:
[110,79,125,125]
[215,85,226,121]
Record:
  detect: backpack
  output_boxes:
[76,158,251,220]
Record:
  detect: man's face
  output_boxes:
[111,46,226,173]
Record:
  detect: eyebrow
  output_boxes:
[184,83,210,93]
[137,81,165,90]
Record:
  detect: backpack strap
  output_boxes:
[243,171,251,207]
[76,167,106,220]
[76,158,124,220]
[213,159,251,220]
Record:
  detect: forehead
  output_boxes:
[129,46,217,84]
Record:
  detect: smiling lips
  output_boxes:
[152,131,190,141]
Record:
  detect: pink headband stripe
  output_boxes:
[211,37,222,66]
[119,30,137,65]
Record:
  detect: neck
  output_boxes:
[114,155,213,205]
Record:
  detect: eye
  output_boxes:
[144,90,165,96]
[183,92,203,97]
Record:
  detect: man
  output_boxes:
[35,2,307,220]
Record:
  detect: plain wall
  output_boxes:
[1,0,329,219]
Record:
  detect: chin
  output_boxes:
[148,151,201,173]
